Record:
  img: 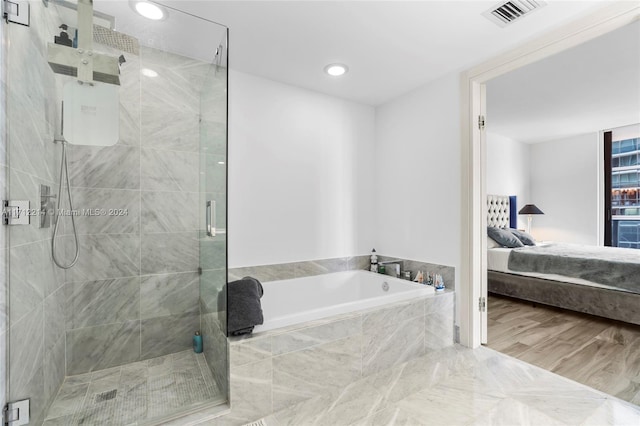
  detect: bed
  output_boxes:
[486,195,640,326]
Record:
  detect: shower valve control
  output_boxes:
[2,200,30,226]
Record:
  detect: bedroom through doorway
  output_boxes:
[481,19,640,405]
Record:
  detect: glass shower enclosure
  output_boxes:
[1,1,228,424]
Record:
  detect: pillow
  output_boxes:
[509,228,536,246]
[487,226,524,248]
[487,236,501,248]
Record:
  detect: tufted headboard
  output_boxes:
[487,195,516,228]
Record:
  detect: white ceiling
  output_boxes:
[487,20,640,144]
[92,0,609,106]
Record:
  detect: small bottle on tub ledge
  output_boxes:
[435,274,445,292]
[370,248,379,273]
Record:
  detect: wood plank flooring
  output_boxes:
[487,294,640,405]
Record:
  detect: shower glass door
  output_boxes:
[3,1,228,424]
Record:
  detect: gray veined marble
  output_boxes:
[66,320,141,375]
[230,358,273,422]
[141,148,199,192]
[148,354,173,377]
[120,361,149,385]
[118,99,142,147]
[202,312,229,396]
[200,269,227,315]
[141,310,200,359]
[200,235,227,272]
[67,145,141,190]
[140,272,199,319]
[348,255,371,271]
[7,105,55,182]
[362,299,424,332]
[90,365,122,383]
[44,286,66,353]
[272,336,363,412]
[362,316,425,376]
[9,241,46,326]
[45,359,193,426]
[259,344,640,426]
[271,316,362,356]
[230,337,273,367]
[65,277,140,329]
[228,262,297,283]
[425,310,455,352]
[65,234,141,282]
[9,306,45,422]
[294,257,349,277]
[141,191,199,233]
[66,188,140,235]
[172,350,200,373]
[425,290,454,315]
[141,232,199,274]
[45,382,89,420]
[141,107,200,153]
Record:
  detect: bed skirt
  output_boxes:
[488,271,640,326]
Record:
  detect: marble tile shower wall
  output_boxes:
[4,2,67,424]
[62,46,214,375]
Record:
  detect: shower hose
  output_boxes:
[51,139,79,269]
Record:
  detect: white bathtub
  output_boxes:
[252,270,434,333]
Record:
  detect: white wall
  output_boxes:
[611,123,640,141]
[375,73,460,274]
[486,132,531,230]
[529,132,600,244]
[228,70,376,267]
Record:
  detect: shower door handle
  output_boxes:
[206,200,216,237]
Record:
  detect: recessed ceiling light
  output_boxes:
[141,68,158,77]
[324,63,348,77]
[133,1,165,20]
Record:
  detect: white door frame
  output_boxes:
[459,2,640,348]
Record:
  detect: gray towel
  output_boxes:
[227,277,264,336]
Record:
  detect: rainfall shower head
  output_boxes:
[48,0,139,85]
[92,25,139,55]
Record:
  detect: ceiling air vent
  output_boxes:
[483,0,547,28]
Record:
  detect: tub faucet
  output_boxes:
[379,261,402,278]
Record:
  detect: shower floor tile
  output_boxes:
[43,351,224,425]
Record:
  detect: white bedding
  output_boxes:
[487,245,622,291]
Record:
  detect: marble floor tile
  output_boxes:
[469,397,565,426]
[259,345,640,426]
[45,382,89,419]
[43,350,223,425]
[581,398,640,426]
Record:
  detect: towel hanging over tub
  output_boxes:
[227,276,264,336]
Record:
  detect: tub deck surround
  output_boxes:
[228,254,455,290]
[377,255,456,291]
[228,255,370,282]
[226,286,455,424]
